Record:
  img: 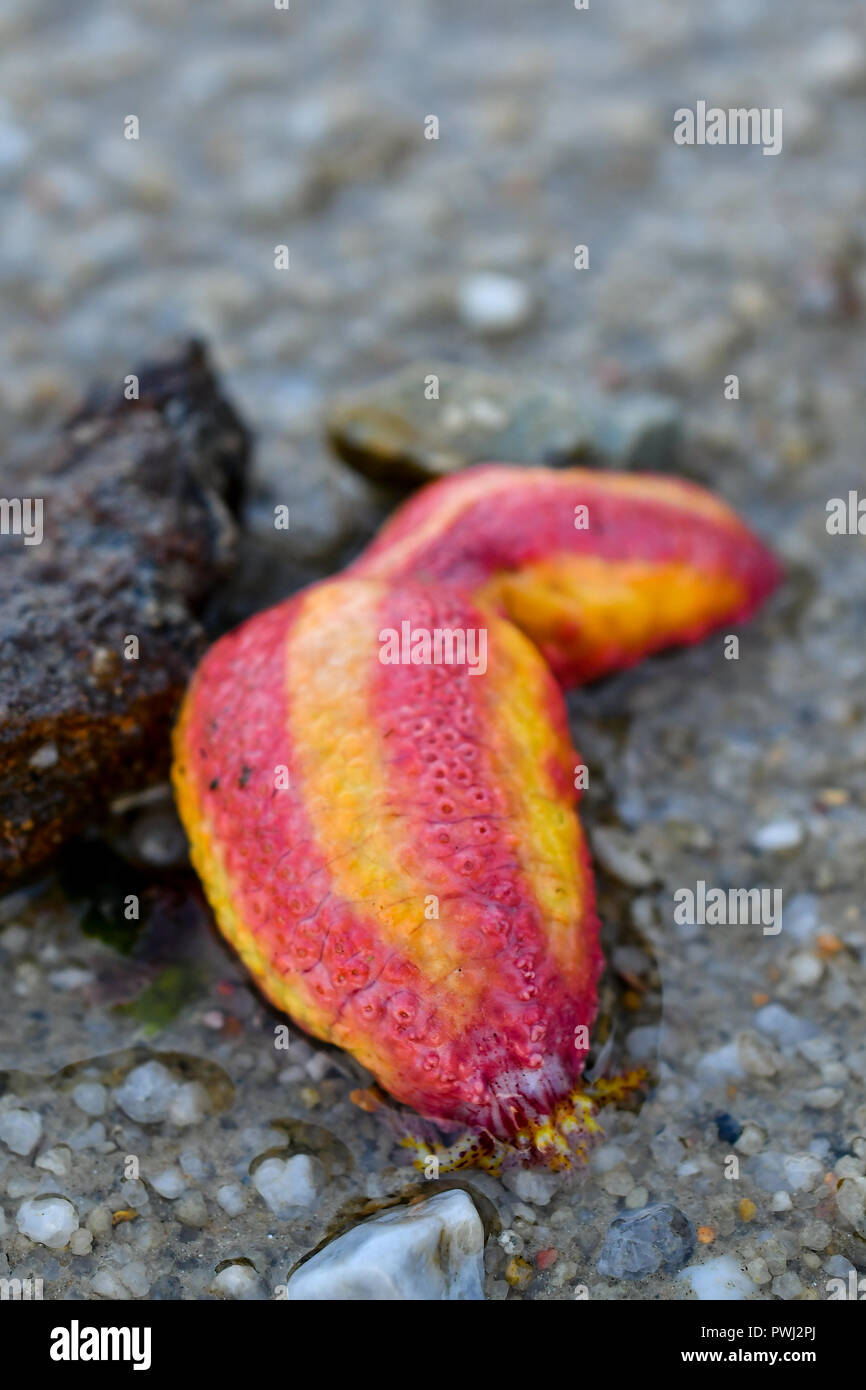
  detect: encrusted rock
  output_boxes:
[0,341,250,888]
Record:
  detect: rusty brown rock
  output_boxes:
[0,341,250,889]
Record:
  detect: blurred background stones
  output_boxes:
[326,361,683,486]
[1,0,865,1304]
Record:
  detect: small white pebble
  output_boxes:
[745,1257,772,1285]
[755,1002,817,1045]
[591,826,655,887]
[456,272,533,335]
[836,1175,866,1233]
[6,1175,40,1199]
[800,1219,831,1251]
[167,1081,209,1126]
[786,952,824,987]
[305,1051,333,1082]
[771,1190,793,1212]
[72,1082,107,1116]
[29,742,59,770]
[625,1025,659,1063]
[784,1153,826,1191]
[835,1156,866,1178]
[624,1185,649,1209]
[92,1268,127,1299]
[69,1122,106,1151]
[179,1149,206,1179]
[772,1270,803,1298]
[503,1167,559,1207]
[676,1159,702,1178]
[69,1227,93,1256]
[697,1043,744,1081]
[591,1143,628,1174]
[176,1192,209,1227]
[498,1228,524,1256]
[799,1036,837,1064]
[599,1168,635,1196]
[86,1204,113,1236]
[804,1087,843,1110]
[734,1123,766,1157]
[277,1065,305,1084]
[736,1031,780,1078]
[216,1183,247,1216]
[679,1255,757,1301]
[114,1061,180,1123]
[35,1146,72,1176]
[253,1154,322,1215]
[114,1178,148,1210]
[48,966,95,990]
[821,1057,849,1084]
[511,1202,537,1223]
[150,1167,186,1199]
[751,819,803,852]
[0,1107,42,1155]
[211,1263,263,1300]
[118,1260,150,1297]
[17,1195,79,1248]
[782,894,820,943]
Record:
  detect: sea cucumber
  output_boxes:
[173,467,780,1170]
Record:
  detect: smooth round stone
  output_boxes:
[17,1195,79,1249]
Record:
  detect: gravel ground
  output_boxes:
[1,0,865,1300]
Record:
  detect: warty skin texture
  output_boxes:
[173,578,602,1162]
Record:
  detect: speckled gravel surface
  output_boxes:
[1,0,866,1300]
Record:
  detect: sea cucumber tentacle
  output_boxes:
[399,1066,648,1174]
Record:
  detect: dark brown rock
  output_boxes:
[0,341,251,889]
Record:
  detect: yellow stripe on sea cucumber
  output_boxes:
[479,555,745,668]
[286,583,484,1018]
[477,612,590,984]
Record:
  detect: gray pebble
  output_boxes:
[597,1203,696,1280]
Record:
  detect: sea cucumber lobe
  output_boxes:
[172,577,601,1151]
[350,464,782,686]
